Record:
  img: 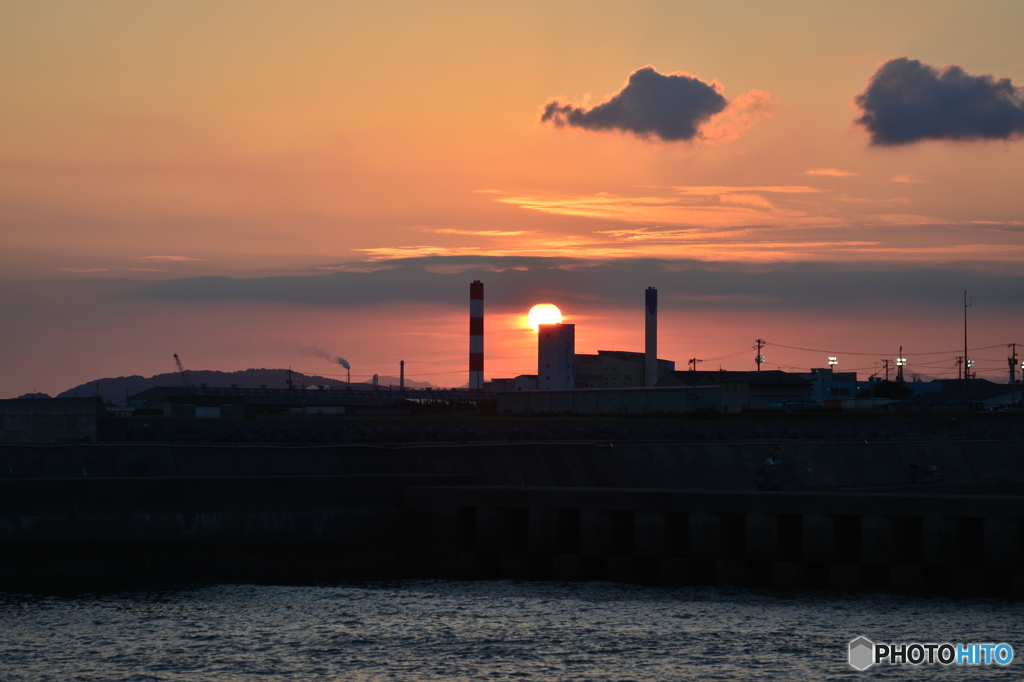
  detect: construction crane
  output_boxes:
[173,354,195,388]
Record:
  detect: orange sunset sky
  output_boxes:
[3,1,1024,397]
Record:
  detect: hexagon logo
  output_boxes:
[849,636,874,670]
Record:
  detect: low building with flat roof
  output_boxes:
[576,350,675,388]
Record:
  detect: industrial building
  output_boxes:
[497,385,720,415]
[576,350,675,388]
[538,323,576,390]
[719,371,813,413]
[0,397,105,442]
[530,287,675,391]
[127,385,415,417]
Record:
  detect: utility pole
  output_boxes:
[1010,343,1020,409]
[964,290,971,404]
[755,339,766,372]
[956,356,963,382]
[689,358,703,371]
[1009,343,1018,385]
[881,359,891,381]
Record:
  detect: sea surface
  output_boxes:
[1,580,1021,681]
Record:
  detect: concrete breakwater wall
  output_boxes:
[95,412,1024,445]
[3,439,1024,592]
[404,487,1024,597]
[0,473,474,588]
[5,438,1024,490]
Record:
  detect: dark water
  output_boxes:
[1,580,1020,681]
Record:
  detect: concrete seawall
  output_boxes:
[404,486,1024,596]
[3,439,1024,593]
[5,438,1024,489]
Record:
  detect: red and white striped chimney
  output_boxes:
[469,280,484,391]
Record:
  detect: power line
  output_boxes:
[766,341,1008,357]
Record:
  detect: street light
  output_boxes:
[828,356,838,366]
[896,357,907,366]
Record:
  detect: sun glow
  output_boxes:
[527,303,563,332]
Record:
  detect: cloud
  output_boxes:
[719,193,775,209]
[54,255,1024,315]
[673,186,821,195]
[136,255,204,262]
[497,191,807,226]
[425,228,529,237]
[540,65,772,143]
[804,168,857,177]
[890,174,925,183]
[855,57,1024,145]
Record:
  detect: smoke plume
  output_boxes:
[293,344,350,369]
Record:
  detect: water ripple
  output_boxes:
[1,581,1022,681]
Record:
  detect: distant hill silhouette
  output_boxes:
[57,368,435,405]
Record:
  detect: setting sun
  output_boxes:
[527,303,563,332]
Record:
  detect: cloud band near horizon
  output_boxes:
[74,256,1024,315]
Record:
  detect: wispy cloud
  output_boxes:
[862,213,948,225]
[719,193,775,209]
[311,263,401,273]
[58,267,109,272]
[804,168,857,177]
[890,174,926,183]
[136,255,204,262]
[497,187,828,228]
[673,185,823,195]
[423,228,529,237]
[498,192,807,226]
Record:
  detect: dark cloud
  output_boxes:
[855,57,1024,145]
[541,66,729,142]
[95,255,1024,314]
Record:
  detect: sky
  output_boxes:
[3,0,1024,397]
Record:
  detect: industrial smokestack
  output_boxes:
[336,357,351,384]
[470,280,484,391]
[645,287,658,387]
[400,360,405,389]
